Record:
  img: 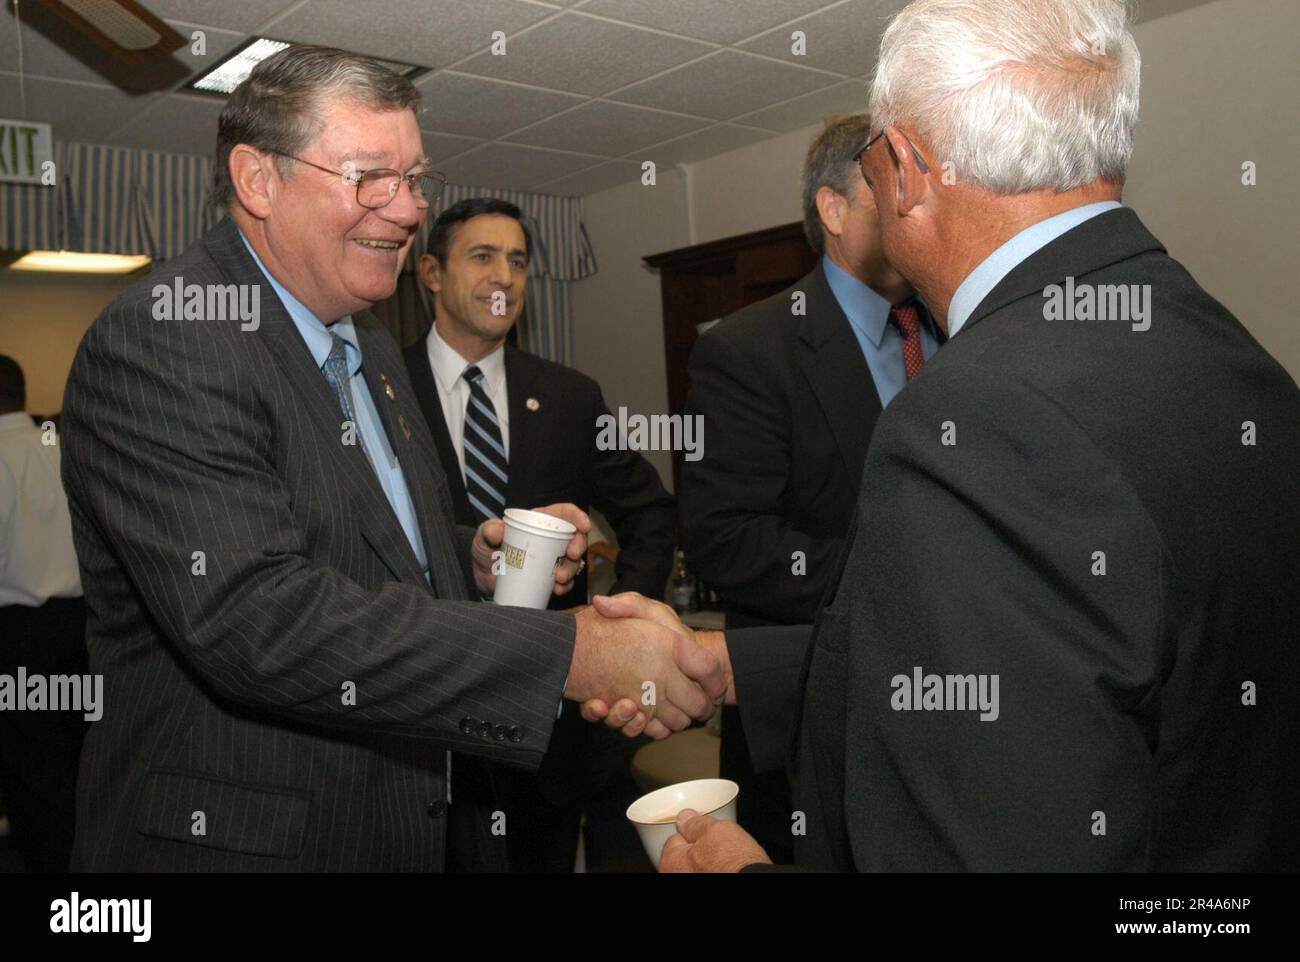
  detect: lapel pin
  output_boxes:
[379,371,396,400]
[399,414,412,441]
[526,397,540,412]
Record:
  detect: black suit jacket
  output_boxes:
[679,262,884,627]
[61,218,576,871]
[404,338,675,806]
[732,208,1300,870]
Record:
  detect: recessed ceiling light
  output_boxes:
[8,251,153,274]
[188,39,425,96]
[189,38,292,95]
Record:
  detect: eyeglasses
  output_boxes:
[856,126,930,187]
[269,151,447,209]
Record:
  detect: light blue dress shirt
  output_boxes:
[946,201,1123,337]
[238,232,429,582]
[822,255,941,408]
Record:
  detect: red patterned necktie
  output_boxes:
[890,302,926,382]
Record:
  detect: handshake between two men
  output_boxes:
[471,501,769,873]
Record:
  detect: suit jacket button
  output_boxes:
[508,726,523,743]
[427,800,447,818]
[459,716,475,734]
[477,721,492,738]
[493,724,508,741]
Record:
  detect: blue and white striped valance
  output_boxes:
[0,141,217,261]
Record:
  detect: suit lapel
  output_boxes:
[404,338,473,525]
[795,264,882,493]
[354,319,463,599]
[503,347,541,510]
[202,219,430,589]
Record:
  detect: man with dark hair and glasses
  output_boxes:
[61,45,725,873]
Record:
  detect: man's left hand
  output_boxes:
[659,808,772,873]
[472,503,591,598]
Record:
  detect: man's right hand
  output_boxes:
[575,593,734,740]
[565,594,726,740]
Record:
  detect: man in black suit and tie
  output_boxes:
[403,197,675,871]
[677,114,940,860]
[589,0,1300,871]
[59,45,723,872]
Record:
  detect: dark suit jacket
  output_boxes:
[60,217,577,871]
[731,208,1300,870]
[679,261,884,628]
[403,339,675,807]
[403,340,676,607]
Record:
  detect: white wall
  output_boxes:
[571,167,691,488]
[570,0,1300,477]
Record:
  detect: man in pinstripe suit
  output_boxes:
[58,46,722,872]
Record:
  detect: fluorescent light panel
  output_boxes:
[9,251,152,274]
[190,39,423,95]
[191,38,291,94]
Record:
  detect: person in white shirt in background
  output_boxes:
[0,354,87,872]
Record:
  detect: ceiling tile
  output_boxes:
[0,76,154,145]
[113,93,224,154]
[734,79,870,132]
[454,12,714,96]
[506,100,710,157]
[420,131,484,166]
[739,0,908,77]
[533,160,643,197]
[580,0,834,44]
[149,0,299,34]
[633,123,773,168]
[265,0,554,70]
[608,49,838,120]
[438,142,607,192]
[415,71,586,139]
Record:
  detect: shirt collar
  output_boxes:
[821,255,895,348]
[237,229,361,375]
[425,321,506,399]
[947,200,1123,338]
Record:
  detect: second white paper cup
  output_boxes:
[626,778,740,869]
[492,508,577,609]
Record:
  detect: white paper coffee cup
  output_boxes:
[626,778,739,869]
[492,508,577,609]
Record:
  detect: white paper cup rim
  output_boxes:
[625,778,740,825]
[503,508,577,539]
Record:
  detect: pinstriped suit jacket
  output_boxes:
[61,217,576,871]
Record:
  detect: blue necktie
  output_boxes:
[322,333,364,451]
[461,365,508,523]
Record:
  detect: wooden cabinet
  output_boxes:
[644,222,816,491]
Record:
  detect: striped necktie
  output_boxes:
[461,365,508,523]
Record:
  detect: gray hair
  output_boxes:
[868,0,1141,194]
[212,45,422,209]
[801,113,875,256]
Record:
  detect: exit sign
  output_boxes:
[0,119,54,184]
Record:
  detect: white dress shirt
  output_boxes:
[424,322,510,483]
[0,412,82,607]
